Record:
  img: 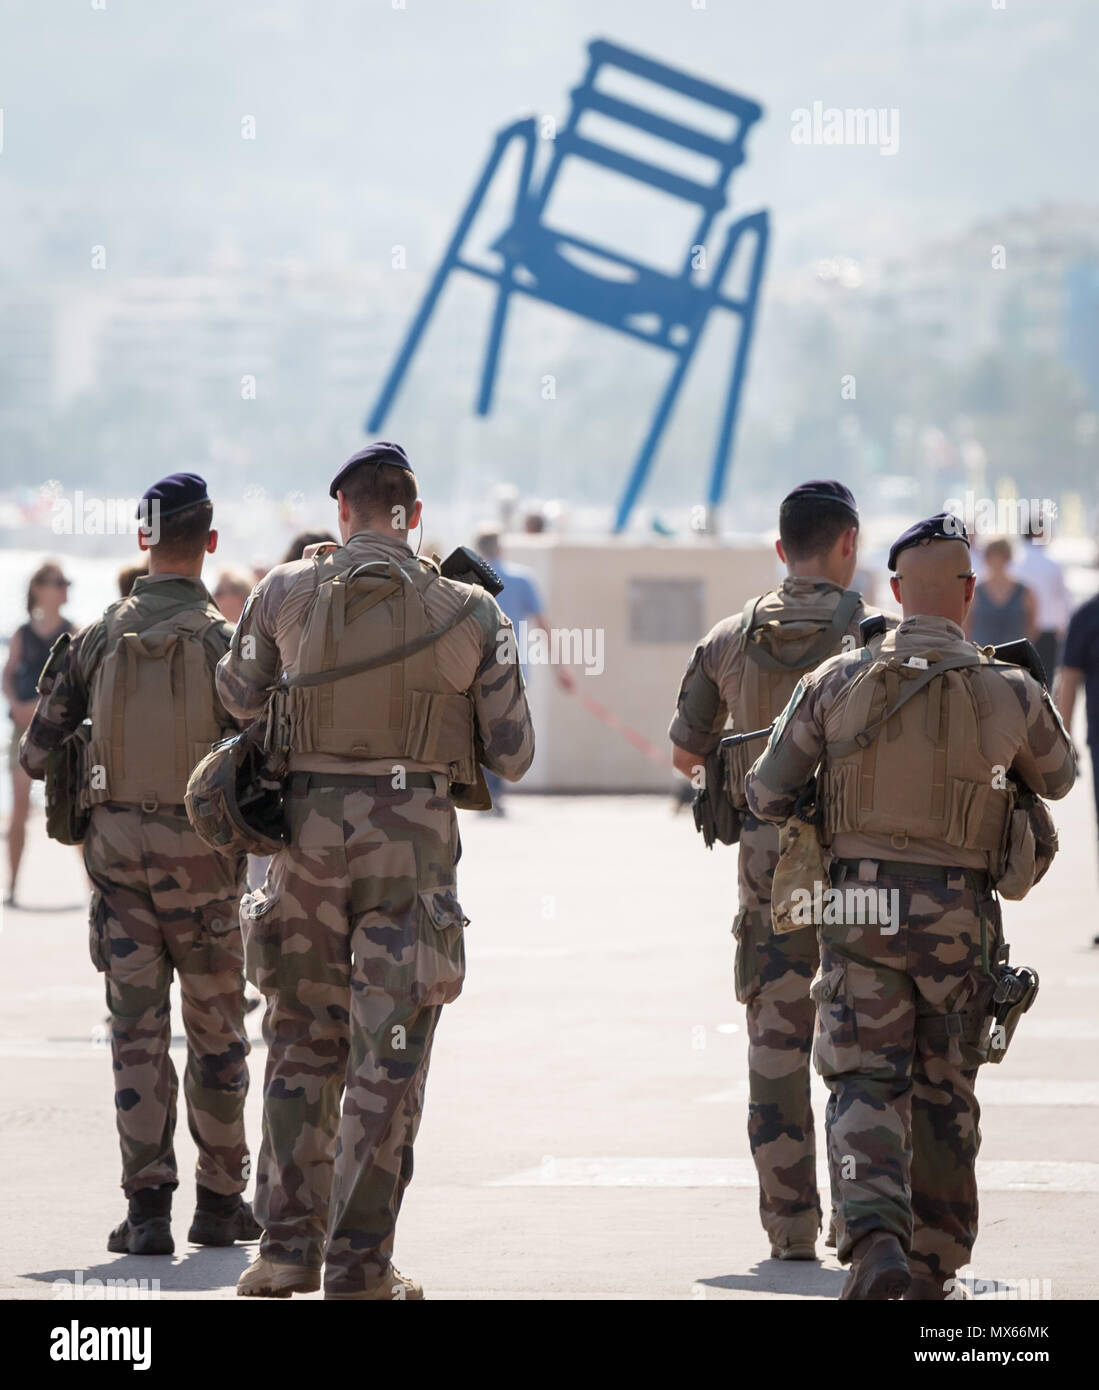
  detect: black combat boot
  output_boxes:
[839,1231,911,1300]
[107,1186,174,1256]
[188,1185,262,1246]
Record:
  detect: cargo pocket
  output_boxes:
[732,908,761,1005]
[239,887,280,992]
[191,901,244,976]
[411,885,468,1007]
[810,963,861,1078]
[88,888,111,973]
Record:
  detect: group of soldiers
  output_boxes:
[20,444,535,1300]
[16,457,1074,1301]
[669,480,1075,1299]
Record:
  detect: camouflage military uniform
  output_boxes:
[20,575,251,1198]
[745,615,1075,1283]
[217,529,534,1295]
[670,578,891,1251]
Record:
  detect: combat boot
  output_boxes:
[187,1185,262,1246]
[107,1186,174,1256]
[236,1255,321,1298]
[839,1231,910,1300]
[770,1241,818,1261]
[324,1264,424,1300]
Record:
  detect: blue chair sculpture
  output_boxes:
[367,39,769,532]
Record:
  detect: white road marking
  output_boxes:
[491,1156,1099,1193]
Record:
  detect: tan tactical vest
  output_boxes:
[283,548,481,782]
[87,589,229,808]
[725,587,861,808]
[820,634,1012,855]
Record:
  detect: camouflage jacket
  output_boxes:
[19,574,236,781]
[668,577,896,759]
[744,614,1076,868]
[215,528,536,781]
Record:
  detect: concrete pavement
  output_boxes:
[1,768,1097,1300]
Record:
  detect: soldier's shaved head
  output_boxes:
[889,538,975,624]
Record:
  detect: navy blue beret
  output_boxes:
[781,479,859,521]
[135,472,209,522]
[330,441,413,499]
[888,513,970,571]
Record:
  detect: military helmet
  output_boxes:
[185,729,287,857]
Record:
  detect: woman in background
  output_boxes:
[2,561,73,905]
[966,537,1038,649]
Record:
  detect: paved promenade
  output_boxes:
[2,770,1097,1300]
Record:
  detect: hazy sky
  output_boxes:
[2,0,1095,279]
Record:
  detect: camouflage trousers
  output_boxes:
[83,804,250,1197]
[241,774,467,1296]
[733,817,824,1248]
[812,863,1002,1280]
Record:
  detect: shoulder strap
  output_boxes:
[281,586,483,691]
[829,650,980,757]
[745,589,862,674]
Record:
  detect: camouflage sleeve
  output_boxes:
[667,621,737,756]
[744,661,841,823]
[215,580,282,721]
[1006,670,1076,800]
[203,617,245,730]
[471,596,535,782]
[18,622,104,780]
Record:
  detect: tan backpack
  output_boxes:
[87,593,229,809]
[723,588,861,808]
[282,549,481,782]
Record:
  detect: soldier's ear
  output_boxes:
[410,498,423,531]
[889,575,902,604]
[207,528,219,555]
[775,537,787,564]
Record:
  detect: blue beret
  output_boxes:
[888,513,970,571]
[330,441,413,499]
[781,479,858,521]
[136,472,209,522]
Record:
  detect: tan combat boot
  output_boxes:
[770,1241,818,1261]
[324,1264,424,1300]
[236,1255,321,1298]
[839,1231,911,1300]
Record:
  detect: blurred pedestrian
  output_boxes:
[1,561,73,905]
[473,526,565,813]
[281,531,337,565]
[118,560,148,598]
[1013,516,1072,683]
[212,568,254,625]
[965,538,1038,648]
[1057,585,1099,939]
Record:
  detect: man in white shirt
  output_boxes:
[1012,519,1072,683]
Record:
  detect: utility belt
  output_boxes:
[830,857,992,896]
[287,771,442,796]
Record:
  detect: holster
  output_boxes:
[982,948,1040,1064]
